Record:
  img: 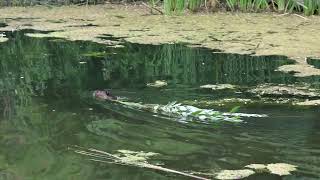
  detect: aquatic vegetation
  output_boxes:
[200,84,236,90]
[0,32,7,42]
[146,80,168,88]
[213,163,297,179]
[73,146,298,180]
[295,99,320,106]
[245,163,298,176]
[25,33,53,38]
[266,163,297,176]
[0,36,8,42]
[248,83,320,98]
[215,169,255,179]
[245,163,267,170]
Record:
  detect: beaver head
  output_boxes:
[93,90,117,101]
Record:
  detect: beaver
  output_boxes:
[93,90,117,101]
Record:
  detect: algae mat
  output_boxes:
[1,5,320,76]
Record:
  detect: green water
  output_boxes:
[0,30,319,179]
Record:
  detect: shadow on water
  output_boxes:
[0,22,7,28]
[0,30,320,179]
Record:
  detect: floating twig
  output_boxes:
[71,146,209,180]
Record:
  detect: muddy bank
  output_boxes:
[1,5,320,76]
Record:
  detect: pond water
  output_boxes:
[0,30,319,179]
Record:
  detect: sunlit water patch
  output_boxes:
[0,30,319,179]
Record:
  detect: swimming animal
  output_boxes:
[93,90,117,101]
[92,89,267,123]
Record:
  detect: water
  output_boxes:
[0,30,319,179]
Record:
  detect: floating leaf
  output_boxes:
[191,110,203,116]
[229,106,241,113]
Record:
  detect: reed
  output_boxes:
[164,0,185,14]
[0,0,319,16]
[303,0,318,16]
[252,0,269,11]
[188,0,202,11]
[226,0,237,11]
[222,0,319,15]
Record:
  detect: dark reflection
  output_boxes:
[0,30,319,179]
[100,43,296,88]
[307,57,320,69]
